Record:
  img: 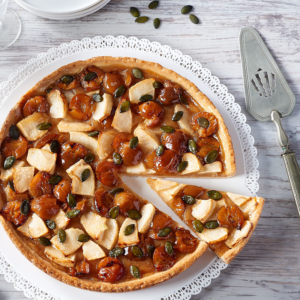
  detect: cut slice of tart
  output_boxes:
[147,178,264,264]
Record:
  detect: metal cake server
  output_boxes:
[239,26,300,218]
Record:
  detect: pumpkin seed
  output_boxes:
[153,18,160,29]
[165,241,173,255]
[109,206,119,219]
[80,169,90,182]
[160,126,175,133]
[179,94,189,105]
[129,136,139,149]
[84,72,97,81]
[84,153,95,163]
[204,150,218,164]
[120,100,131,113]
[92,93,103,102]
[131,246,143,258]
[147,244,155,257]
[149,0,159,9]
[156,144,164,157]
[172,111,183,121]
[9,125,20,140]
[193,219,204,233]
[188,140,197,154]
[109,247,124,258]
[197,117,209,128]
[46,219,56,230]
[158,227,171,237]
[4,156,16,170]
[37,122,52,130]
[110,188,124,195]
[124,224,135,236]
[50,140,60,153]
[182,195,196,205]
[113,152,122,165]
[20,200,30,215]
[39,237,51,246]
[60,75,74,84]
[132,68,144,79]
[139,94,153,103]
[46,88,53,94]
[8,181,15,191]
[130,265,141,279]
[153,81,162,89]
[205,220,219,229]
[181,5,193,14]
[49,175,62,185]
[135,16,149,23]
[177,161,188,172]
[130,7,140,17]
[67,194,76,208]
[77,234,90,243]
[65,209,81,219]
[114,85,125,98]
[127,209,142,220]
[190,14,200,24]
[58,229,66,243]
[88,131,100,137]
[207,190,222,200]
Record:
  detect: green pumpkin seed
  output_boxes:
[110,188,124,195]
[153,81,162,89]
[37,122,52,130]
[147,244,155,257]
[84,153,95,163]
[130,265,141,279]
[124,224,135,236]
[113,152,122,165]
[165,241,173,255]
[193,219,204,233]
[197,117,209,128]
[49,175,62,185]
[4,156,16,170]
[114,85,126,98]
[67,194,76,208]
[182,195,196,205]
[109,206,120,219]
[132,68,144,79]
[156,145,164,157]
[9,125,20,140]
[20,200,30,216]
[109,247,124,258]
[181,5,193,14]
[39,237,51,246]
[190,14,200,24]
[130,7,140,17]
[92,93,103,102]
[60,75,74,84]
[65,209,81,219]
[77,234,90,243]
[8,181,15,191]
[158,227,172,237]
[131,245,144,258]
[160,126,175,133]
[153,18,160,29]
[135,16,149,23]
[129,136,139,149]
[188,140,197,154]
[207,190,222,200]
[179,94,189,105]
[88,131,100,137]
[46,219,56,230]
[127,210,142,220]
[177,161,188,172]
[80,169,90,182]
[46,88,53,94]
[172,111,183,121]
[204,150,218,164]
[58,229,66,243]
[149,0,159,9]
[84,72,97,81]
[120,100,131,113]
[139,94,153,103]
[205,220,219,229]
[50,140,60,153]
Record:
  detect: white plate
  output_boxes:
[0,36,259,300]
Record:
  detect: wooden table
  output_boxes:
[1,0,300,299]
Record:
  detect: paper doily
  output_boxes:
[0,35,259,300]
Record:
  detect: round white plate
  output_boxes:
[0,36,259,300]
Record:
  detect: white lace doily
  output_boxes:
[0,36,259,300]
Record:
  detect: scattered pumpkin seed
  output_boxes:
[130,265,141,279]
[153,81,162,89]
[158,227,171,237]
[132,68,144,79]
[8,181,15,192]
[39,237,51,246]
[149,0,159,9]
[156,144,164,156]
[205,220,219,229]
[153,18,160,29]
[46,88,53,94]
[67,193,76,208]
[114,85,126,98]
[147,244,155,257]
[109,206,120,219]
[188,140,197,154]
[124,224,135,236]
[181,5,193,14]
[9,125,20,140]
[139,94,153,103]
[204,150,218,164]
[179,94,189,105]
[127,209,142,220]
[84,72,97,81]
[165,241,173,255]
[49,175,62,185]
[110,188,124,195]
[109,247,124,258]
[130,7,140,17]
[181,195,196,205]
[197,117,209,128]
[65,209,81,219]
[190,14,200,24]
[113,152,122,165]
[120,100,131,113]
[131,246,143,258]
[46,219,56,230]
[84,153,95,163]
[37,122,52,130]
[160,126,175,133]
[20,200,30,216]
[177,161,188,172]
[129,136,139,149]
[207,190,222,200]
[193,219,204,233]
[92,93,103,102]
[80,169,90,182]
[60,75,74,84]
[88,131,100,137]
[58,229,66,243]
[77,234,90,243]
[4,156,16,170]
[50,140,60,153]
[135,16,149,23]
[172,111,183,121]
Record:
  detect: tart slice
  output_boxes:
[147,178,264,264]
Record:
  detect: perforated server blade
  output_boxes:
[239,26,300,219]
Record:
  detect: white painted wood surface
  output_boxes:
[1,0,300,299]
